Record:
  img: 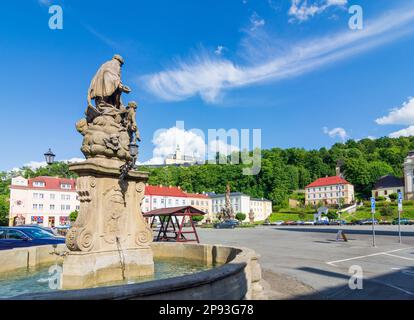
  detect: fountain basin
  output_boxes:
[0,243,265,300]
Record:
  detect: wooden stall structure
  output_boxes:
[143,206,206,243]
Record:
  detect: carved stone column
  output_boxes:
[61,158,154,290]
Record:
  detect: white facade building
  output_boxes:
[210,192,272,223]
[9,176,79,227]
[404,151,414,200]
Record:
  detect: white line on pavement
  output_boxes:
[326,247,414,266]
[383,253,414,261]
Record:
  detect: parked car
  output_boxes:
[283,221,297,226]
[303,221,315,225]
[392,218,414,225]
[296,221,305,226]
[214,220,239,229]
[271,221,284,226]
[329,220,347,226]
[356,219,379,225]
[18,224,57,236]
[314,220,330,225]
[0,227,66,250]
[379,220,392,225]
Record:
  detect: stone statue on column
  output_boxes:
[62,55,153,290]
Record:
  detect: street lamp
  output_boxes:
[44,148,56,165]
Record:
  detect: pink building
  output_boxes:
[9,176,79,227]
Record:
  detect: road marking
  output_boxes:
[326,247,414,266]
[383,253,414,261]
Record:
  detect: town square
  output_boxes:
[0,0,414,311]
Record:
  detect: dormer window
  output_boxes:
[33,181,45,188]
[60,183,72,190]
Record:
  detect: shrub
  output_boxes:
[192,215,204,223]
[69,210,78,222]
[389,193,398,202]
[376,196,386,202]
[380,205,394,217]
[236,213,247,222]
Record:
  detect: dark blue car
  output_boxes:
[214,220,240,229]
[0,227,65,250]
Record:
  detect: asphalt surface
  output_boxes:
[198,225,414,300]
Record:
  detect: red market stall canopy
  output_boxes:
[143,206,206,243]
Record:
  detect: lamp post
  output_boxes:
[120,142,139,181]
[44,148,56,165]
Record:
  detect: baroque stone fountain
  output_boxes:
[61,54,154,289]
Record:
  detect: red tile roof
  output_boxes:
[145,185,188,198]
[10,176,76,191]
[29,176,76,190]
[144,185,209,199]
[185,192,209,199]
[306,176,351,188]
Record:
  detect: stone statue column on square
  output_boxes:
[61,55,154,290]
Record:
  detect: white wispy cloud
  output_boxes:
[38,0,53,6]
[289,0,347,22]
[214,45,226,56]
[376,97,414,138]
[323,127,348,141]
[140,4,414,104]
[250,12,266,30]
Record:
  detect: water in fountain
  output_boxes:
[0,258,217,299]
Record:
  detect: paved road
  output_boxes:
[198,226,414,300]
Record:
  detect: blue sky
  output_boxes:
[1,0,414,170]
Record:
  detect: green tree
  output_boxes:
[0,195,9,226]
[69,210,79,223]
[389,193,398,202]
[236,213,247,222]
[326,211,338,221]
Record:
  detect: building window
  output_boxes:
[50,205,55,210]
[61,184,72,190]
[33,181,45,188]
[39,204,43,211]
[384,190,388,196]
[33,193,38,199]
[66,205,70,211]
[61,205,65,211]
[76,205,80,211]
[33,204,38,210]
[50,194,55,200]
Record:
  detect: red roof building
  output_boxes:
[142,185,212,217]
[306,176,351,189]
[305,176,354,206]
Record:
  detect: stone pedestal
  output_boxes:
[61,158,154,290]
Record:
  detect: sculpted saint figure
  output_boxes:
[77,55,142,162]
[125,101,141,143]
[86,54,131,119]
